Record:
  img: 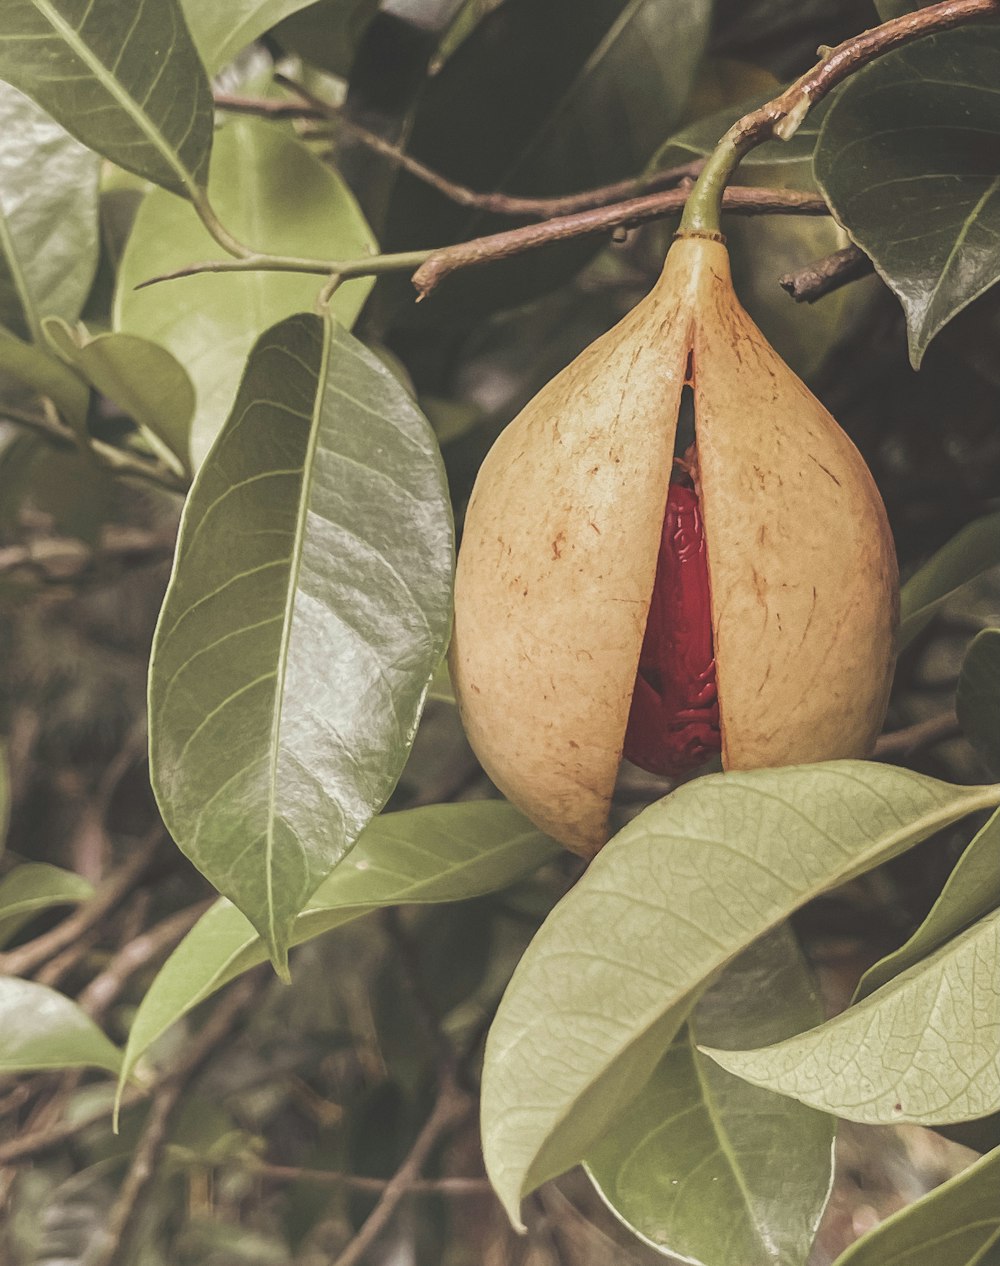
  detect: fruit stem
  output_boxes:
[677,125,759,238]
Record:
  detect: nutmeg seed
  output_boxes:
[450,236,898,857]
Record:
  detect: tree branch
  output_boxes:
[780,244,875,302]
[874,711,962,759]
[252,1160,490,1196]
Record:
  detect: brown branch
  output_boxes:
[412,186,829,298]
[874,711,962,760]
[86,973,261,1266]
[0,1085,146,1165]
[329,1074,471,1266]
[780,244,875,302]
[253,1160,490,1196]
[0,833,161,978]
[0,526,176,589]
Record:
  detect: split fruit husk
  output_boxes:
[449,235,898,858]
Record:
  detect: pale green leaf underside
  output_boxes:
[0,0,213,197]
[703,902,1000,1125]
[858,807,1000,1000]
[815,28,1000,367]
[118,801,557,1092]
[480,762,999,1226]
[830,1144,1000,1266]
[587,926,834,1266]
[898,511,1000,650]
[0,978,121,1074]
[149,313,453,971]
[0,81,99,344]
[180,0,323,74]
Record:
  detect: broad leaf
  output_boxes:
[815,28,1000,367]
[480,762,999,1226]
[43,319,193,475]
[0,0,213,198]
[0,978,120,1074]
[587,926,834,1266]
[832,1145,1000,1266]
[899,512,1000,649]
[703,903,1000,1125]
[858,808,1000,1000]
[0,863,93,948]
[0,324,89,426]
[0,82,99,344]
[148,312,453,972]
[179,0,327,75]
[115,118,377,468]
[118,801,557,1091]
[957,628,1000,775]
[270,0,382,80]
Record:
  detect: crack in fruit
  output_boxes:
[623,477,721,777]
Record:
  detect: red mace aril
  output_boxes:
[449,233,898,858]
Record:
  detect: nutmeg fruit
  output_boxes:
[449,234,898,857]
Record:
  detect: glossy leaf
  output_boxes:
[179,0,325,74]
[0,324,89,426]
[480,762,998,1226]
[831,1145,1000,1266]
[0,863,93,948]
[43,319,193,475]
[148,312,454,972]
[587,926,834,1266]
[815,28,1000,367]
[118,801,557,1091]
[957,628,1000,775]
[899,512,1000,649]
[0,0,213,197]
[0,82,99,344]
[703,902,1000,1125]
[858,808,1000,1000]
[0,978,121,1074]
[115,118,377,468]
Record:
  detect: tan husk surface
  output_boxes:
[450,236,898,857]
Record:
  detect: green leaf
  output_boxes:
[657,91,834,170]
[43,318,193,475]
[118,801,556,1089]
[0,0,213,198]
[831,1145,1000,1266]
[115,117,377,468]
[0,978,120,1074]
[480,762,998,1227]
[148,312,454,973]
[815,28,1000,367]
[270,0,381,80]
[0,324,89,426]
[587,926,834,1266]
[858,808,1000,1000]
[703,902,1000,1126]
[0,82,99,344]
[0,863,93,948]
[958,629,1000,776]
[179,0,329,75]
[899,512,1000,649]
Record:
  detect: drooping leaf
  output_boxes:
[858,808,1000,1000]
[703,903,1000,1125]
[148,312,453,973]
[0,978,121,1074]
[0,324,89,427]
[115,117,377,468]
[587,925,834,1266]
[815,27,1000,367]
[0,863,93,948]
[899,512,1000,649]
[179,0,331,75]
[480,762,999,1226]
[118,801,557,1092]
[0,0,213,198]
[43,318,193,475]
[957,628,1000,776]
[831,1144,1000,1266]
[0,82,99,344]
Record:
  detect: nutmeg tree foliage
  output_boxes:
[1,0,1000,1263]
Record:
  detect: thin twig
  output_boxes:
[87,973,261,1266]
[0,834,161,978]
[252,1160,490,1196]
[329,1074,471,1266]
[874,712,962,759]
[780,244,875,302]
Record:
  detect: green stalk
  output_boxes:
[678,125,759,237]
